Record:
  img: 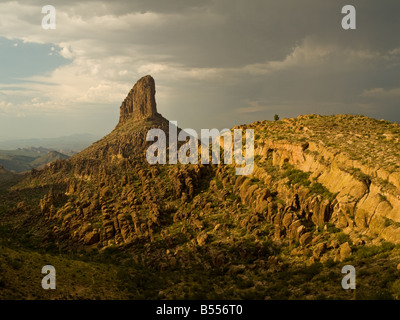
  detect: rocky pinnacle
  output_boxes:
[119,75,159,124]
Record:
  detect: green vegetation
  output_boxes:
[0,148,69,173]
[384,217,400,228]
[337,232,351,245]
[354,242,395,260]
[348,168,371,184]
[325,223,340,233]
[282,168,311,187]
[309,182,337,200]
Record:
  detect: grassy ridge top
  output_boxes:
[242,114,400,174]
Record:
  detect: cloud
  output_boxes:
[362,87,400,99]
[236,101,273,114]
[0,0,399,139]
[0,101,13,112]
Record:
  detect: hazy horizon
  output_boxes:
[0,132,101,143]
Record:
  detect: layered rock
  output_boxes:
[247,120,400,244]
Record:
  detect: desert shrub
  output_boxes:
[302,262,323,281]
[9,258,23,270]
[383,217,400,228]
[392,279,400,299]
[366,290,393,300]
[336,232,351,245]
[325,223,340,233]
[355,242,395,259]
[309,183,336,200]
[283,168,311,187]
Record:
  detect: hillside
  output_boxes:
[30,151,70,169]
[242,114,400,244]
[0,165,22,189]
[1,76,400,300]
[0,148,70,173]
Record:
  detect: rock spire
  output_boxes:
[119,75,159,124]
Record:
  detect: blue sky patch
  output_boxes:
[0,37,71,84]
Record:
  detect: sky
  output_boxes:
[0,0,399,139]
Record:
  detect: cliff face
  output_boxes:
[242,115,400,244]
[118,75,159,124]
[72,75,170,162]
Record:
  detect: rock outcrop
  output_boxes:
[241,115,400,245]
[118,75,160,124]
[73,75,170,162]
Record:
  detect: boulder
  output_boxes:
[84,231,100,245]
[313,243,326,259]
[299,232,313,247]
[339,242,352,261]
[197,232,208,246]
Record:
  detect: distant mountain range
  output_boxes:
[0,133,101,155]
[0,147,70,173]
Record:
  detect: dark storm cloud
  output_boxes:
[105,0,400,67]
[15,0,400,67]
[0,0,399,138]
